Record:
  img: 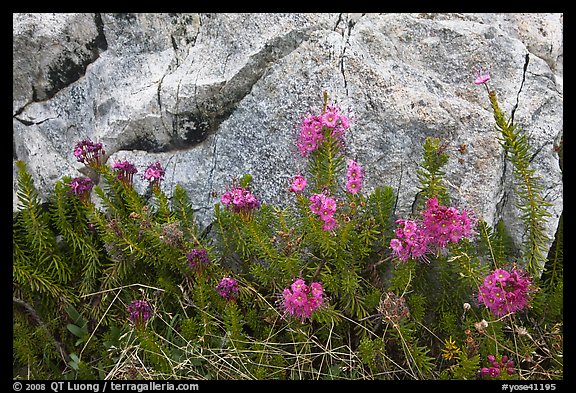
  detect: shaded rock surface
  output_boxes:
[13,13,563,264]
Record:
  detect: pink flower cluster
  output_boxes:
[390,219,429,261]
[309,193,338,231]
[421,196,474,248]
[187,248,210,272]
[112,160,138,186]
[73,138,105,167]
[127,299,152,328]
[221,185,261,215]
[390,197,475,262]
[289,175,307,193]
[345,159,364,195]
[67,177,94,204]
[281,278,325,323]
[479,354,515,378]
[216,277,239,301]
[144,161,165,188]
[67,177,94,196]
[297,104,351,157]
[477,267,534,317]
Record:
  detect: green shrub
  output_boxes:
[13,74,562,380]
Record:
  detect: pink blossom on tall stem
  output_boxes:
[421,196,475,248]
[296,103,351,157]
[345,159,364,195]
[389,219,430,262]
[389,197,475,262]
[112,160,138,187]
[220,183,261,218]
[309,192,338,232]
[144,161,165,189]
[473,66,491,94]
[73,138,106,168]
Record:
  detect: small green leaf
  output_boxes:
[239,174,253,188]
[67,323,88,339]
[65,305,82,324]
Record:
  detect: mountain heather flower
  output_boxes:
[67,177,94,204]
[221,185,261,218]
[112,160,138,187]
[390,197,475,262]
[281,278,325,323]
[73,138,105,168]
[390,219,430,262]
[296,103,351,157]
[477,266,535,317]
[187,248,210,273]
[216,277,239,301]
[144,161,165,189]
[421,196,474,248]
[479,354,515,378]
[309,192,338,232]
[126,299,152,328]
[345,159,364,195]
[289,175,307,193]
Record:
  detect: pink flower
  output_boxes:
[281,279,325,323]
[291,278,308,293]
[420,197,475,247]
[68,177,94,196]
[390,219,430,262]
[309,193,338,231]
[339,113,350,130]
[346,159,363,180]
[493,268,511,283]
[390,238,403,252]
[73,138,105,168]
[221,191,231,205]
[144,161,165,188]
[322,217,338,231]
[289,175,307,193]
[346,178,362,194]
[323,197,337,212]
[310,282,323,298]
[476,267,535,317]
[479,354,515,378]
[216,277,239,301]
[346,160,364,194]
[67,177,94,204]
[291,291,307,307]
[322,109,339,128]
[112,160,138,186]
[320,208,335,222]
[220,183,261,216]
[296,103,350,157]
[473,67,491,85]
[187,248,209,271]
[127,300,152,328]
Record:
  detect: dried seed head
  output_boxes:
[377,292,410,325]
